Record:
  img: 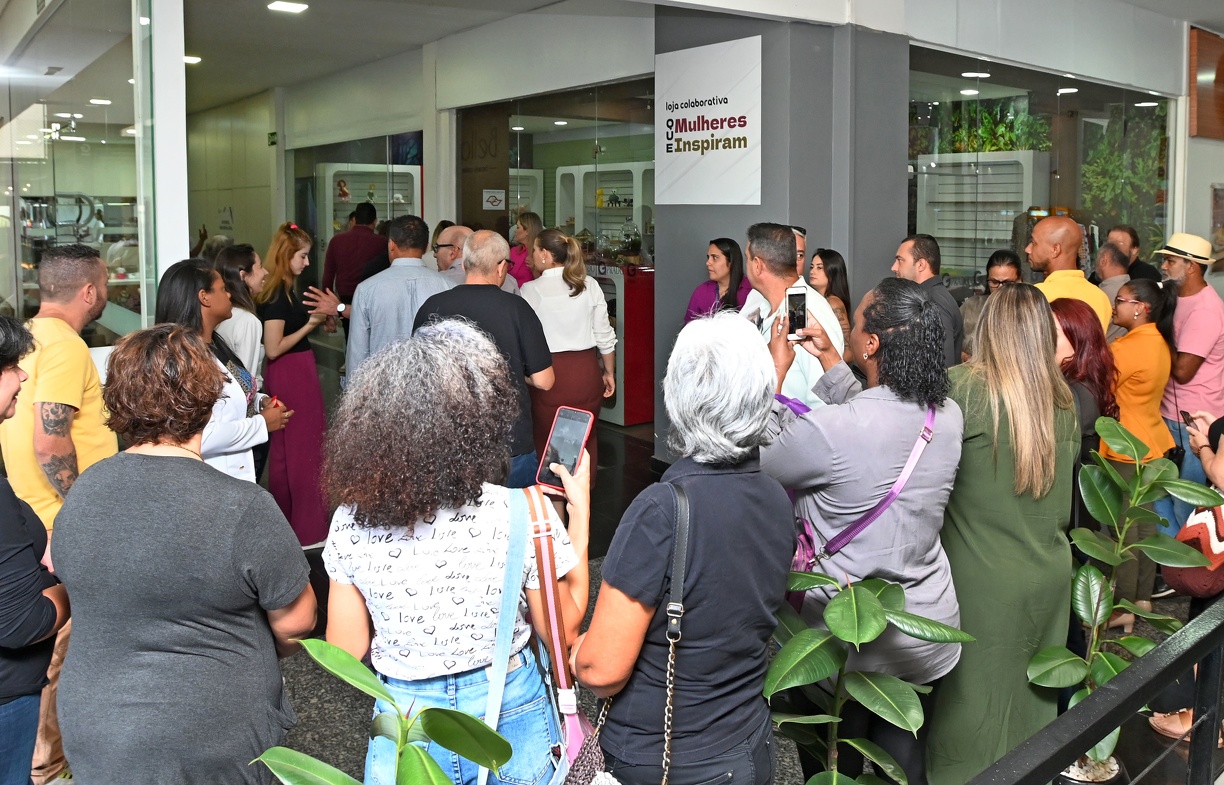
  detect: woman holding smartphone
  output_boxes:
[255,222,330,547]
[520,228,616,489]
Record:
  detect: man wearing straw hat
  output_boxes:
[1154,232,1224,538]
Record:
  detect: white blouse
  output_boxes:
[520,268,617,355]
[214,307,265,385]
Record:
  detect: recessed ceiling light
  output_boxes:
[89,98,112,105]
[15,140,31,145]
[59,136,86,142]
[961,71,991,78]
[100,140,106,144]
[511,126,524,131]
[53,112,72,118]
[268,1,309,11]
[72,113,83,119]
[128,78,135,84]
[1057,88,1078,95]
[40,127,52,132]
[139,16,149,25]
[959,89,979,96]
[25,134,38,139]
[932,101,940,105]
[183,55,202,64]
[553,120,568,126]
[1134,101,1158,107]
[123,126,137,135]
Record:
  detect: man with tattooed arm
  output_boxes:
[0,243,117,783]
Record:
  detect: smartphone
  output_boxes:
[536,406,595,491]
[785,285,807,340]
[1181,410,1196,429]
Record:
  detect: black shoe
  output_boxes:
[1153,577,1177,600]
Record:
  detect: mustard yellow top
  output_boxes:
[1103,322,1174,463]
[1036,270,1113,335]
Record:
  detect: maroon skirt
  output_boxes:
[530,349,603,490]
[263,349,329,546]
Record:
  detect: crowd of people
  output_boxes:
[1,208,1223,785]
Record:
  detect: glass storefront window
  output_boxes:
[909,47,1171,287]
[1,0,150,345]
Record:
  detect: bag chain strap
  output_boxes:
[661,481,690,785]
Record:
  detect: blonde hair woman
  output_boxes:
[520,228,616,489]
[926,283,1079,785]
[508,211,543,289]
[254,222,330,547]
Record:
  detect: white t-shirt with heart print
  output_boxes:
[322,483,578,680]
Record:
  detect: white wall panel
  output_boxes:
[1185,137,1224,242]
[283,51,423,149]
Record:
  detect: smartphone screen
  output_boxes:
[537,407,594,488]
[786,289,807,337]
[1181,410,1196,429]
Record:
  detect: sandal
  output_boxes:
[1149,709,1224,749]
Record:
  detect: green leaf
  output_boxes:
[883,610,975,643]
[1072,565,1113,629]
[1112,636,1156,657]
[1142,457,1180,486]
[255,747,364,785]
[299,639,399,710]
[417,708,512,770]
[1089,450,1128,490]
[1095,417,1147,463]
[861,580,906,612]
[764,628,848,697]
[775,603,811,645]
[806,773,857,785]
[1128,506,1165,527]
[1089,726,1121,762]
[771,712,841,726]
[1069,528,1124,567]
[370,711,404,745]
[1129,534,1212,568]
[788,571,841,592]
[842,737,909,785]
[1027,646,1089,688]
[397,743,452,785]
[1116,599,1183,634]
[857,776,892,785]
[776,721,828,749]
[1160,480,1224,508]
[1089,651,1129,687]
[843,672,924,734]
[1080,465,1124,528]
[825,585,888,648]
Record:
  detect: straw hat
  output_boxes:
[1154,232,1213,263]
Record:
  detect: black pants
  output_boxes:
[794,680,939,785]
[604,714,773,785]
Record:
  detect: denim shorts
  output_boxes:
[365,646,561,785]
[603,714,774,785]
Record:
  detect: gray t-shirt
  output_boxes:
[53,453,309,785]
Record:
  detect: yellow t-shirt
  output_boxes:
[1035,270,1113,335]
[0,317,117,529]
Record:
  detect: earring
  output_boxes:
[863,353,869,360]
[1134,310,1140,319]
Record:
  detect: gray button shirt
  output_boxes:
[760,362,964,685]
[347,258,454,375]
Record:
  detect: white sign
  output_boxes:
[482,189,506,211]
[655,36,762,205]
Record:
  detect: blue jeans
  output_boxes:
[506,452,539,489]
[1153,417,1206,536]
[365,647,561,785]
[0,693,39,785]
[604,714,774,785]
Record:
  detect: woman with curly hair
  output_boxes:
[51,324,315,785]
[255,222,330,546]
[760,277,964,785]
[926,284,1079,785]
[322,319,591,785]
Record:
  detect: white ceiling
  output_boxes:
[1122,0,1224,36]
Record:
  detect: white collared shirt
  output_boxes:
[741,283,845,410]
[520,267,617,354]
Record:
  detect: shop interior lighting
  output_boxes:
[961,71,990,78]
[139,16,149,25]
[268,2,309,12]
[183,55,202,64]
[25,134,38,139]
[511,126,524,131]
[123,127,137,135]
[128,79,135,84]
[72,113,83,119]
[60,136,86,142]
[553,120,568,125]
[959,89,979,96]
[89,98,112,105]
[54,112,72,118]
[15,140,31,145]
[1134,102,1158,107]
[1057,88,1078,95]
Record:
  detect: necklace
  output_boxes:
[129,443,202,460]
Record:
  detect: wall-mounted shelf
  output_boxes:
[315,163,420,255]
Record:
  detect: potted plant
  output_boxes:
[256,639,513,785]
[1026,417,1221,784]
[767,573,975,785]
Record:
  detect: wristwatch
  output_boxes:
[336,302,347,315]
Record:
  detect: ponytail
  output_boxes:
[537,228,587,296]
[1128,279,1178,353]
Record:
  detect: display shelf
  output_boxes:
[915,150,1049,273]
[315,163,420,255]
[556,162,654,240]
[508,168,544,216]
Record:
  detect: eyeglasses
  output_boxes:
[1115,296,1146,307]
[986,278,1017,289]
[431,243,457,253]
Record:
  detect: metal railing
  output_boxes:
[970,597,1224,785]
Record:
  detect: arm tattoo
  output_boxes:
[37,402,75,437]
[40,451,79,498]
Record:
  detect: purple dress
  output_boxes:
[685,278,753,323]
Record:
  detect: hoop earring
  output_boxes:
[863,353,869,361]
